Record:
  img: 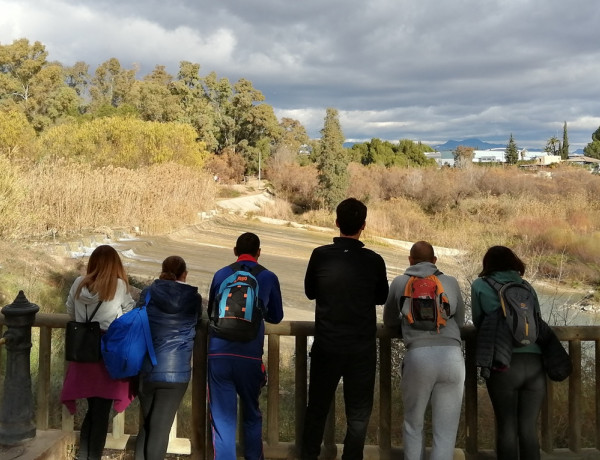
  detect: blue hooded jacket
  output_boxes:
[140,279,202,382]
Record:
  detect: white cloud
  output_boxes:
[1,0,599,150]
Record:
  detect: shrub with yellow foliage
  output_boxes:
[35,116,209,168]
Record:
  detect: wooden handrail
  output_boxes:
[2,313,600,459]
[4,312,600,340]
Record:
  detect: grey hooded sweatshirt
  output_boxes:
[383,261,465,349]
[66,276,135,331]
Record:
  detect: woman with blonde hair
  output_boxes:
[61,245,136,460]
[135,255,202,460]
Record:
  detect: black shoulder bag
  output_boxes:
[65,301,103,362]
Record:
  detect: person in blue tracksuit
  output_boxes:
[207,232,284,460]
[135,256,202,460]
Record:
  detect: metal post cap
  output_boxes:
[1,291,40,317]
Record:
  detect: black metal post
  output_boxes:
[0,291,40,445]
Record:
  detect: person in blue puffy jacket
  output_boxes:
[134,256,202,460]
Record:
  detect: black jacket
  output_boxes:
[304,237,388,354]
[475,308,513,379]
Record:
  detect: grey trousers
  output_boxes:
[401,345,465,460]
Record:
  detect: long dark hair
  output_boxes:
[479,245,525,277]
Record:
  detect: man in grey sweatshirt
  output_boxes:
[383,241,465,460]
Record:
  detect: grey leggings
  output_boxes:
[486,352,546,460]
[135,380,189,460]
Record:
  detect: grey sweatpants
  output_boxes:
[401,345,465,460]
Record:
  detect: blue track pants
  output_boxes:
[208,358,266,460]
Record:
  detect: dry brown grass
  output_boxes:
[266,161,319,211]
[205,150,246,184]
[0,159,217,239]
[258,197,296,221]
[263,162,600,285]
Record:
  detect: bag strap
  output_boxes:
[139,290,157,366]
[229,261,266,276]
[483,277,504,292]
[86,301,103,322]
[483,276,509,317]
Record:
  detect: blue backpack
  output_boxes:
[101,290,157,379]
[210,262,266,342]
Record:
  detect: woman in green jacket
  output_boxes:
[471,246,545,460]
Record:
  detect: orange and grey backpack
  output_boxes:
[402,272,451,332]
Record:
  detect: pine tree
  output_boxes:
[316,108,348,210]
[561,121,570,160]
[505,134,519,164]
[583,126,600,159]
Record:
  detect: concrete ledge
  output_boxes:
[0,430,76,460]
[104,433,130,450]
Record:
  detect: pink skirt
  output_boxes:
[60,360,137,414]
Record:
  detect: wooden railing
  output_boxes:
[1,314,600,459]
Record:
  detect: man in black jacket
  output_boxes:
[301,198,389,460]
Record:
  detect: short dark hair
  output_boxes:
[336,198,367,236]
[479,245,526,277]
[235,232,260,256]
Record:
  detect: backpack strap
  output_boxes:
[483,277,508,317]
[86,301,103,322]
[483,277,504,292]
[139,290,157,366]
[402,275,417,297]
[231,262,266,277]
[246,264,267,313]
[432,274,452,315]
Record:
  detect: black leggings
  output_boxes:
[486,353,546,460]
[79,397,113,460]
[135,380,189,460]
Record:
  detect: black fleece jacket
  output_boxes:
[304,237,389,354]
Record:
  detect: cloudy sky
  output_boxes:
[2,0,599,150]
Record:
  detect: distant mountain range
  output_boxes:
[343,138,584,154]
[434,139,585,154]
[433,138,507,151]
[342,138,506,150]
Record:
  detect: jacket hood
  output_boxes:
[77,285,99,304]
[148,279,199,314]
[404,261,440,278]
[487,270,524,284]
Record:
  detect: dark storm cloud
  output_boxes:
[1,0,599,149]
